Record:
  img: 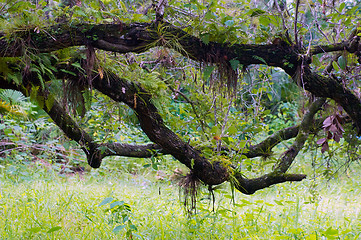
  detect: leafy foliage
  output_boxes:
[1,0,361,223]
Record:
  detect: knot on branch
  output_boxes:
[233,172,307,195]
[346,36,360,53]
[84,145,104,168]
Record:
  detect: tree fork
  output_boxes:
[1,22,360,133]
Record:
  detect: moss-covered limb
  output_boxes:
[232,98,325,194]
[0,70,309,190]
[90,70,229,185]
[147,23,298,70]
[0,22,297,66]
[311,30,360,55]
[272,98,326,173]
[0,76,168,167]
[221,116,327,159]
[3,22,358,133]
[1,23,360,131]
[311,41,350,55]
[245,125,300,158]
[233,171,307,195]
[0,23,152,57]
[38,97,169,167]
[301,69,361,135]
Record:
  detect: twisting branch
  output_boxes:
[0,75,165,167]
[233,97,326,194]
[1,22,360,133]
[1,19,361,195]
[273,98,326,174]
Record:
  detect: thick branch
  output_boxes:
[233,98,325,194]
[2,21,360,194]
[0,77,166,167]
[245,125,300,158]
[273,98,326,173]
[311,32,360,55]
[90,70,229,185]
[2,22,360,133]
[234,172,307,195]
[302,69,361,134]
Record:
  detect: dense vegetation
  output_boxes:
[1,0,361,237]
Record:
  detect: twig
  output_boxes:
[294,0,300,47]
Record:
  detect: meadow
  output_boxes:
[1,161,361,240]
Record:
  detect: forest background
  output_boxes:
[1,0,361,239]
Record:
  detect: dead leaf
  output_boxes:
[321,141,329,153]
[317,138,326,145]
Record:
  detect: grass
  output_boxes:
[1,164,361,239]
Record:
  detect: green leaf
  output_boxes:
[238,140,247,148]
[71,62,82,69]
[203,66,215,81]
[337,55,346,70]
[211,125,221,135]
[60,69,77,76]
[226,125,237,135]
[229,59,240,70]
[249,9,266,17]
[98,197,113,207]
[204,11,216,20]
[253,56,267,65]
[7,72,22,85]
[47,226,61,233]
[110,201,124,209]
[332,61,340,72]
[118,0,127,11]
[259,16,270,26]
[338,2,345,12]
[324,227,338,236]
[129,224,138,231]
[113,225,126,233]
[267,93,273,101]
[152,163,158,170]
[201,33,210,45]
[221,137,230,144]
[224,20,234,27]
[45,95,55,111]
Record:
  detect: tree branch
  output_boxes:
[1,22,360,133]
[0,77,166,167]
[232,98,325,194]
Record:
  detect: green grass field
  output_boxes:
[1,163,361,240]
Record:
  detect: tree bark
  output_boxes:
[1,21,360,194]
[1,22,360,133]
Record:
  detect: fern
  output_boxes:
[0,89,29,117]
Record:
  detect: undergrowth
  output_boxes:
[1,162,361,239]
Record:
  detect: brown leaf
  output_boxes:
[327,131,333,139]
[323,116,333,128]
[329,124,338,134]
[335,119,344,132]
[335,113,343,124]
[317,138,326,145]
[321,141,329,153]
[333,133,341,143]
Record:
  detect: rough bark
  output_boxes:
[1,22,360,133]
[1,20,360,194]
[1,64,316,192]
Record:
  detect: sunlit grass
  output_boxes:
[1,165,361,239]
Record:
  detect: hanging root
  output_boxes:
[179,170,200,215]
